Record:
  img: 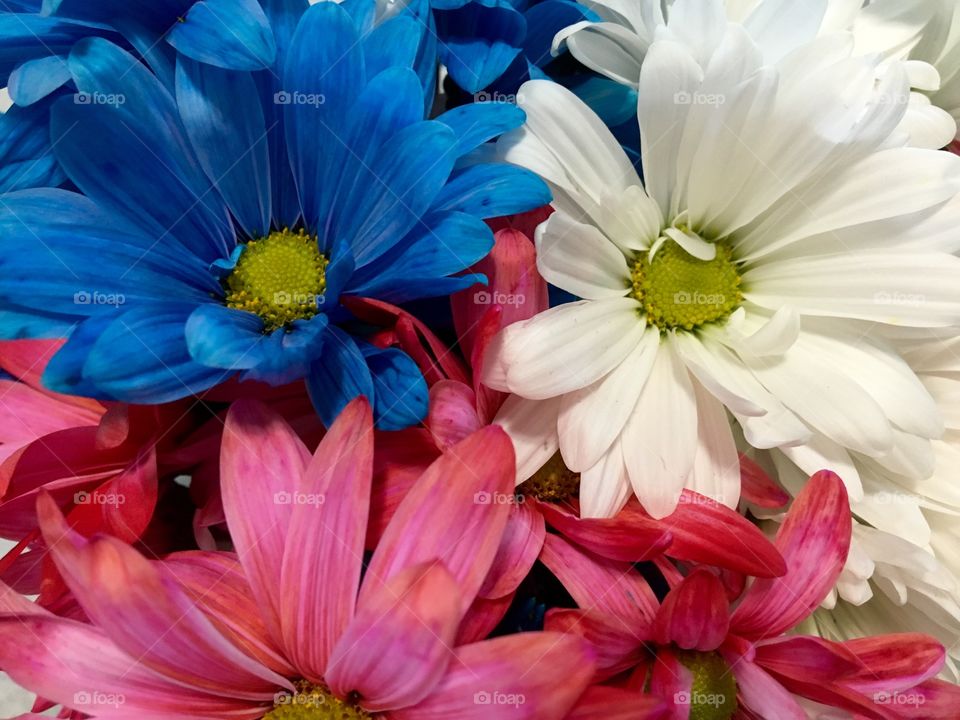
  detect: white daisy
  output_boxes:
[554,0,957,148]
[909,0,960,144]
[484,11,960,519]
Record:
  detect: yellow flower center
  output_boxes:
[630,239,742,331]
[224,228,328,332]
[675,651,738,720]
[519,452,580,502]
[263,682,371,720]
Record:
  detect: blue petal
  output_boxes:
[41,0,190,30]
[522,0,596,64]
[78,303,230,403]
[573,75,638,128]
[42,314,115,398]
[362,15,421,77]
[0,100,66,191]
[166,0,276,70]
[341,120,457,267]
[0,305,78,341]
[349,211,493,302]
[434,100,525,155]
[436,0,525,93]
[361,344,428,430]
[306,325,375,427]
[431,162,550,218]
[176,57,271,237]
[8,55,71,105]
[338,0,376,33]
[282,1,364,232]
[185,303,328,385]
[55,38,235,263]
[0,14,94,85]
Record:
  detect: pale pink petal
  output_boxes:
[327,563,460,711]
[753,636,863,682]
[739,453,790,508]
[390,633,593,720]
[39,494,286,698]
[538,534,658,630]
[649,649,692,719]
[279,397,374,682]
[0,380,100,443]
[652,569,729,652]
[427,380,482,451]
[545,608,646,678]
[360,426,514,615]
[478,500,546,599]
[730,471,851,639]
[840,634,945,693]
[728,658,806,720]
[220,399,310,642]
[0,576,47,615]
[566,687,671,720]
[0,616,267,718]
[456,594,514,645]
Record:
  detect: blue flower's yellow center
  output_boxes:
[675,651,738,720]
[263,682,371,720]
[520,452,580,502]
[630,239,742,331]
[224,228,328,332]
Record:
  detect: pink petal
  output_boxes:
[730,471,851,639]
[427,380,482,450]
[220,399,310,642]
[739,454,790,508]
[538,534,658,630]
[279,397,374,682]
[545,608,646,678]
[0,339,62,389]
[649,649,692,720]
[360,426,514,615]
[455,594,514,645]
[38,494,286,699]
[0,616,266,719]
[327,563,460,711]
[652,569,729,652]
[753,636,863,682]
[534,499,674,562]
[390,633,593,720]
[891,679,960,718]
[566,687,670,720]
[478,500,546,599]
[0,380,100,443]
[0,576,47,615]
[728,657,806,720]
[840,634,945,693]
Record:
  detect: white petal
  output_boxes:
[597,184,663,252]
[493,394,561,484]
[558,328,659,472]
[742,0,828,64]
[689,379,741,509]
[736,306,800,357]
[663,226,716,261]
[622,342,698,518]
[898,94,958,150]
[558,22,647,88]
[483,297,647,399]
[780,434,863,502]
[578,437,632,519]
[534,212,630,299]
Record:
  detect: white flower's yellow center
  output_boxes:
[520,452,580,502]
[263,682,371,720]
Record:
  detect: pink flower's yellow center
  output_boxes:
[225,228,328,332]
[519,452,580,502]
[263,682,371,720]
[630,239,742,331]
[674,651,738,720]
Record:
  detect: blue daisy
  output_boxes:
[0,0,549,430]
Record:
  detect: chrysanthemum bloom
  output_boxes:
[544,471,960,718]
[553,0,956,148]
[486,9,960,518]
[0,397,595,719]
[0,0,549,430]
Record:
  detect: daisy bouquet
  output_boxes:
[1,0,960,718]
